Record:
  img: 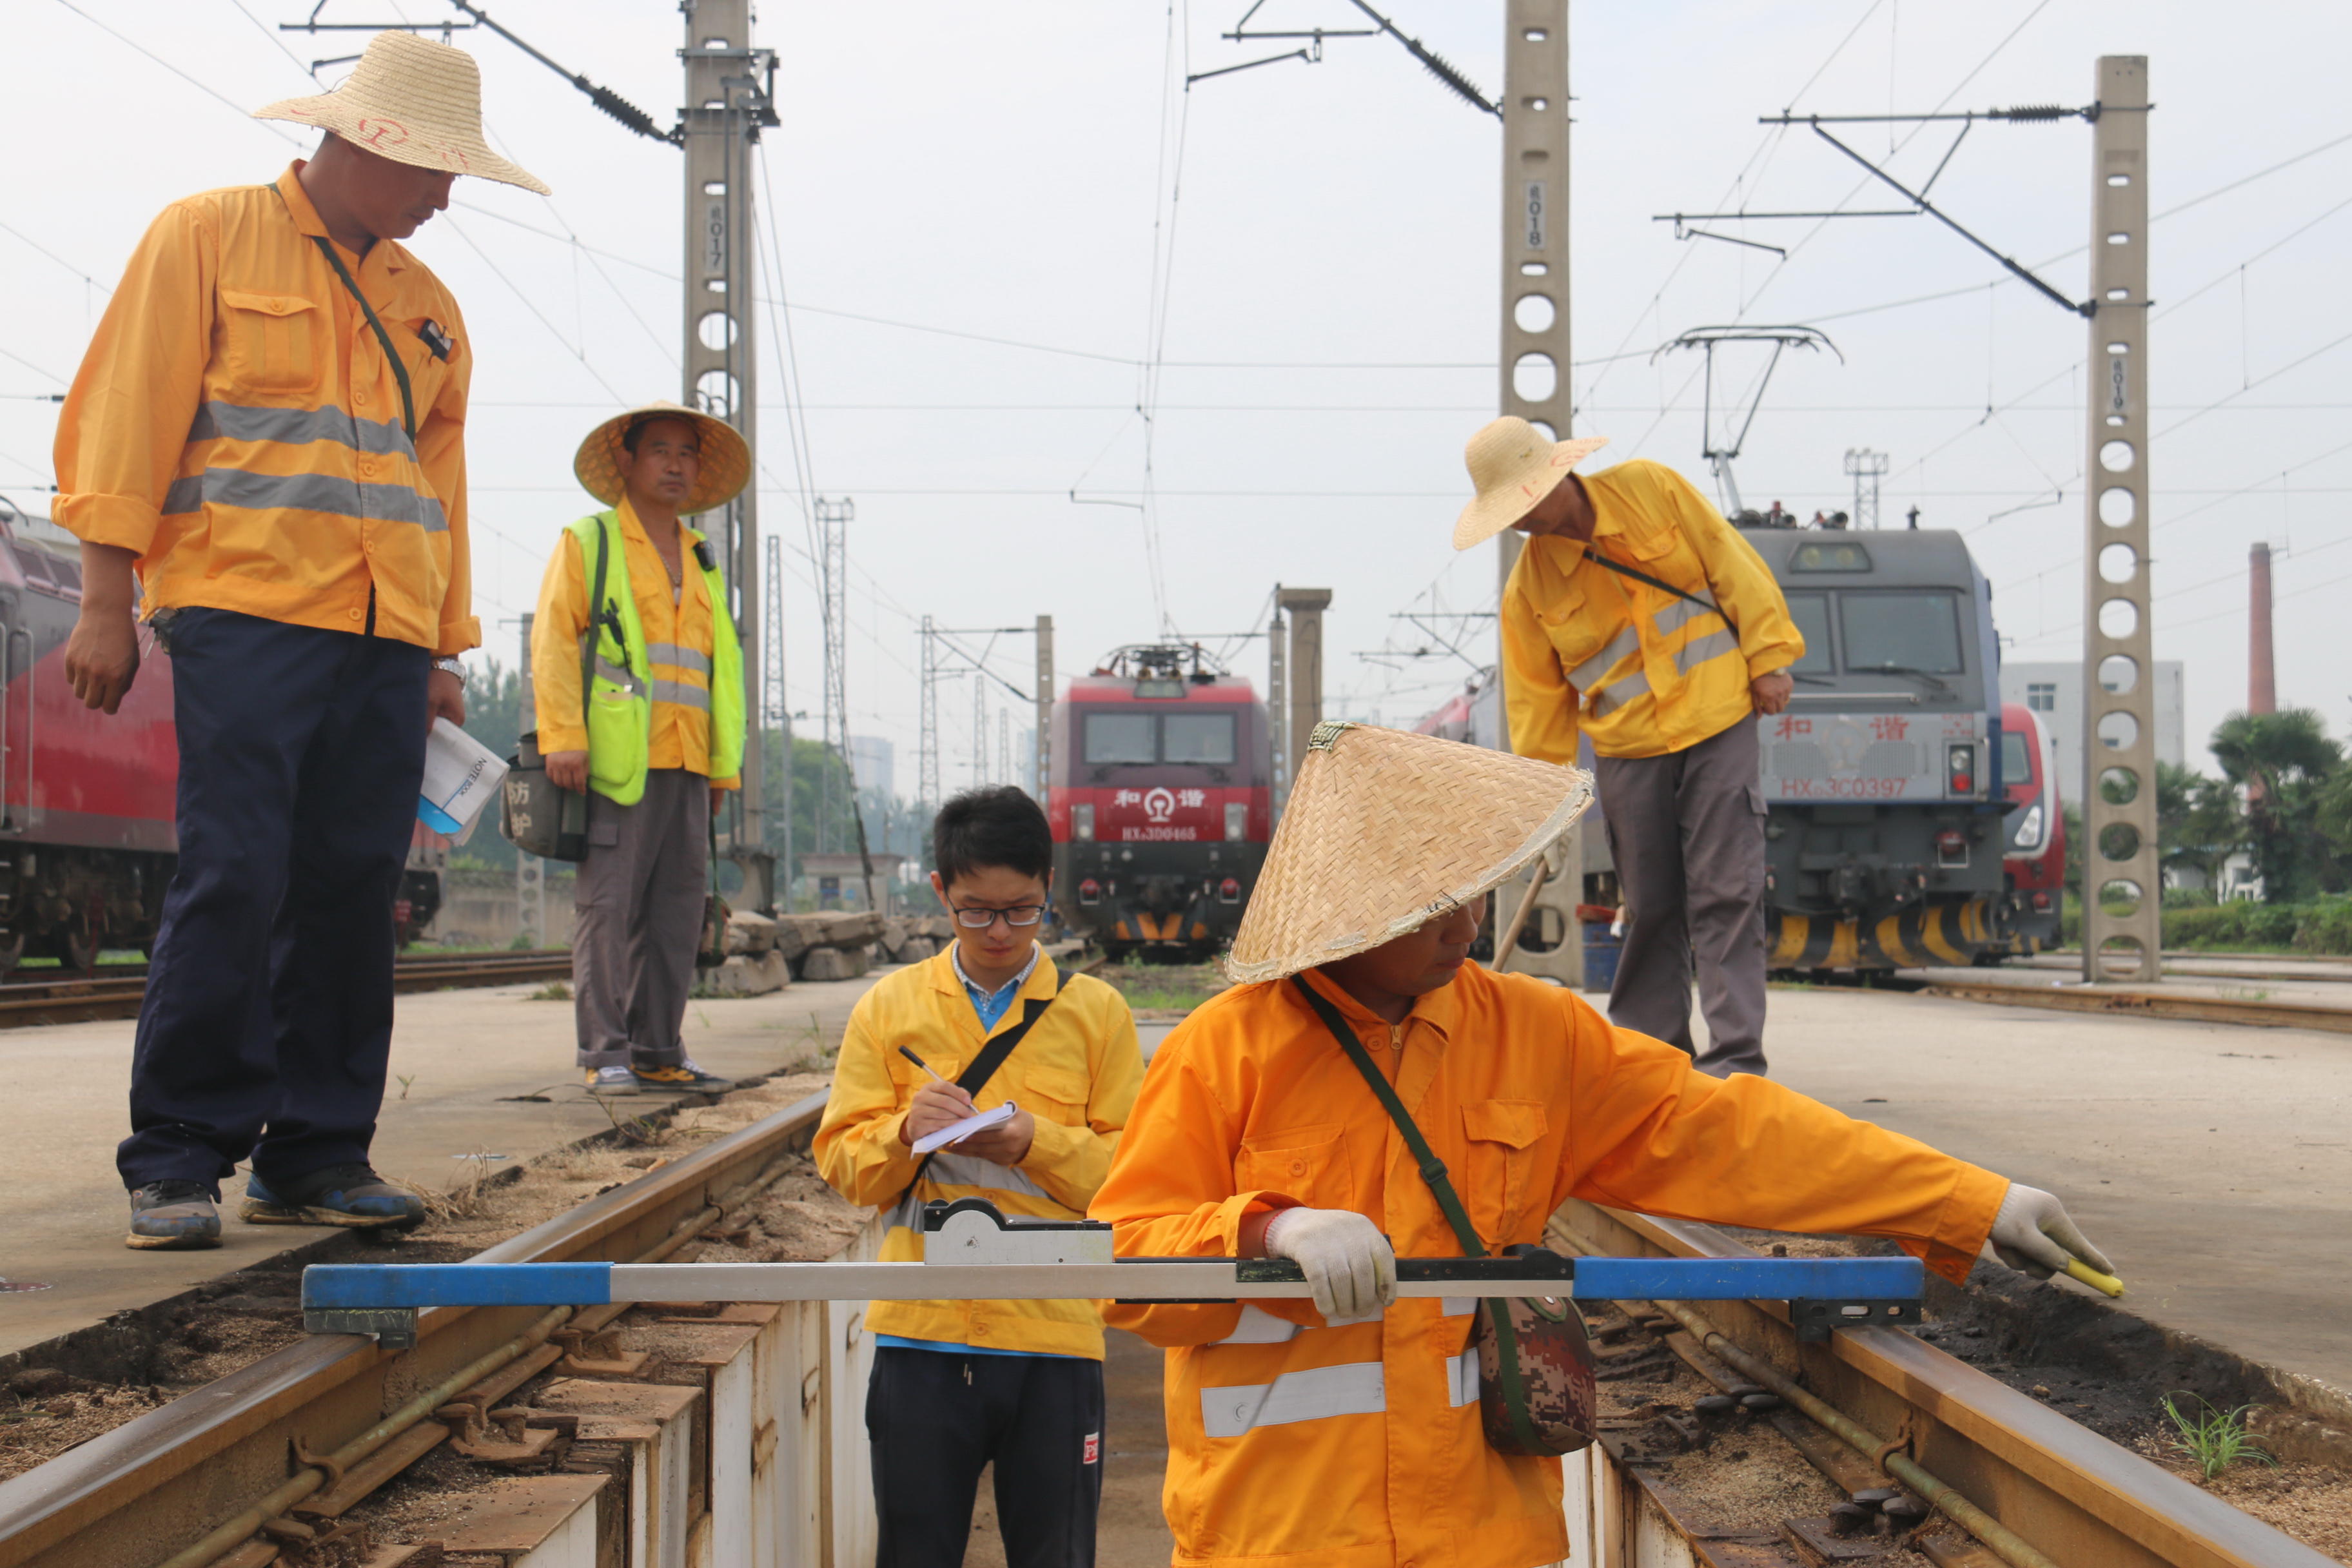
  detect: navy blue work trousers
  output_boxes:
[117,608,429,1192]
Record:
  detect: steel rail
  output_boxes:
[1553,1201,2337,1568]
[0,951,573,1030]
[0,1088,827,1568]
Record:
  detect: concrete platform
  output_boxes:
[1905,962,2352,1010]
[0,968,891,1358]
[1743,984,2352,1397]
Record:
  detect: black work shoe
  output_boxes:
[126,1181,222,1250]
[242,1164,426,1230]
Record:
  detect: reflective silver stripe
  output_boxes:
[187,399,414,458]
[645,642,712,674]
[1441,1297,1477,1318]
[1672,627,1741,675]
[1651,593,1721,638]
[1213,1306,1300,1346]
[924,1151,1052,1200]
[651,679,711,711]
[1200,1360,1385,1438]
[1567,626,1640,692]
[1446,1346,1480,1408]
[593,658,646,697]
[160,467,446,532]
[1591,669,1652,718]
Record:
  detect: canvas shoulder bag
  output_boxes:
[1289,975,1597,1456]
[889,975,1064,1223]
[500,520,611,862]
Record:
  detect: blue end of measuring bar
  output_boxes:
[1571,1255,1923,1301]
[301,1262,614,1310]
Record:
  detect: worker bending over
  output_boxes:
[1093,723,2109,1568]
[1460,418,1803,1076]
[533,404,747,1097]
[817,787,1144,1568]
[54,34,545,1248]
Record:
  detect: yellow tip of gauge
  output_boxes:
[2064,1259,2125,1298]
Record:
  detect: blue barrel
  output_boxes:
[1582,922,1622,994]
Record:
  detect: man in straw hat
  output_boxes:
[1456,418,1804,1079]
[531,405,750,1098]
[1092,722,2113,1568]
[52,30,546,1249]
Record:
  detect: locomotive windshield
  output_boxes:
[1084,713,1159,764]
[1082,709,1239,765]
[1839,591,1964,675]
[1783,593,1834,674]
[2001,729,2034,784]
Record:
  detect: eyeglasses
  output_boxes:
[951,905,1046,929]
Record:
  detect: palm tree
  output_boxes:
[2209,709,2344,900]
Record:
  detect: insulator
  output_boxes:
[2000,103,2073,121]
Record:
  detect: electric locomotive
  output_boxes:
[1413,524,2023,970]
[1047,645,1272,961]
[1746,527,2014,969]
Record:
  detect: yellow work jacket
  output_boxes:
[814,948,1145,1359]
[52,164,476,654]
[531,498,738,788]
[1093,963,2004,1568]
[1502,458,1801,761]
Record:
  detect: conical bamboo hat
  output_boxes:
[1226,722,1594,985]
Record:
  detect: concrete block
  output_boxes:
[796,945,870,983]
[704,951,789,996]
[723,910,778,957]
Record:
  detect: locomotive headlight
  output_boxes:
[1072,803,1095,841]
[1224,802,1248,841]
[2012,802,2044,851]
[1945,742,1976,796]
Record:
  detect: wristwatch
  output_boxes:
[432,656,465,678]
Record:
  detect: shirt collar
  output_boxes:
[1294,961,1465,1042]
[952,941,1041,1001]
[277,162,409,276]
[616,495,701,550]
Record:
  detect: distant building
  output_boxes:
[1999,660,2185,801]
[847,734,894,798]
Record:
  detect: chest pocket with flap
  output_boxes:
[1236,1122,1351,1210]
[217,290,321,397]
[1460,1099,1550,1244]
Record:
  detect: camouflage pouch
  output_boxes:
[1289,975,1598,1457]
[1475,1271,1598,1456]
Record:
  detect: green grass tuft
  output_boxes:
[2161,1392,2276,1480]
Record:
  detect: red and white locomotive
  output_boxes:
[1046,645,1273,962]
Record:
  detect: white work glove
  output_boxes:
[1985,1184,2113,1280]
[1263,1208,1397,1320]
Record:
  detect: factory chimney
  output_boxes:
[2249,541,2276,714]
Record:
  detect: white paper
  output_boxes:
[911,1101,1017,1155]
[418,717,509,838]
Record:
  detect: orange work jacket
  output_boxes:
[1092,963,2004,1568]
[530,498,738,787]
[52,164,476,654]
[1502,458,1801,761]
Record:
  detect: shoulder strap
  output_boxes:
[580,517,614,736]
[1583,547,1736,631]
[1288,974,1485,1259]
[891,971,1064,1217]
[308,235,415,443]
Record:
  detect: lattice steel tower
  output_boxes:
[814,497,852,850]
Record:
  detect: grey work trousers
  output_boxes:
[574,769,710,1070]
[1593,716,1769,1078]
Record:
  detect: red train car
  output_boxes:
[0,502,180,969]
[1047,645,1272,962]
[1999,700,2065,953]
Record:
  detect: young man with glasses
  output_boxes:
[816,785,1144,1568]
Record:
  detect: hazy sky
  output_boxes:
[5,1,2345,792]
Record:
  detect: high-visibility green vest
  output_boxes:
[569,509,745,806]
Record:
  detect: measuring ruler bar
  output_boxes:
[302,1255,1923,1312]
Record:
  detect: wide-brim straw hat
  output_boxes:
[254,31,550,196]
[1452,416,1611,551]
[574,403,752,516]
[1225,722,1594,985]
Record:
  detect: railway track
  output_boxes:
[0,1086,2334,1567]
[0,950,574,1029]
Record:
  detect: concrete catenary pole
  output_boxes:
[2081,56,2160,981]
[2248,541,2276,714]
[681,1,774,908]
[1276,588,1332,772]
[1494,0,1583,985]
[1267,595,1289,818]
[1034,614,1055,799]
